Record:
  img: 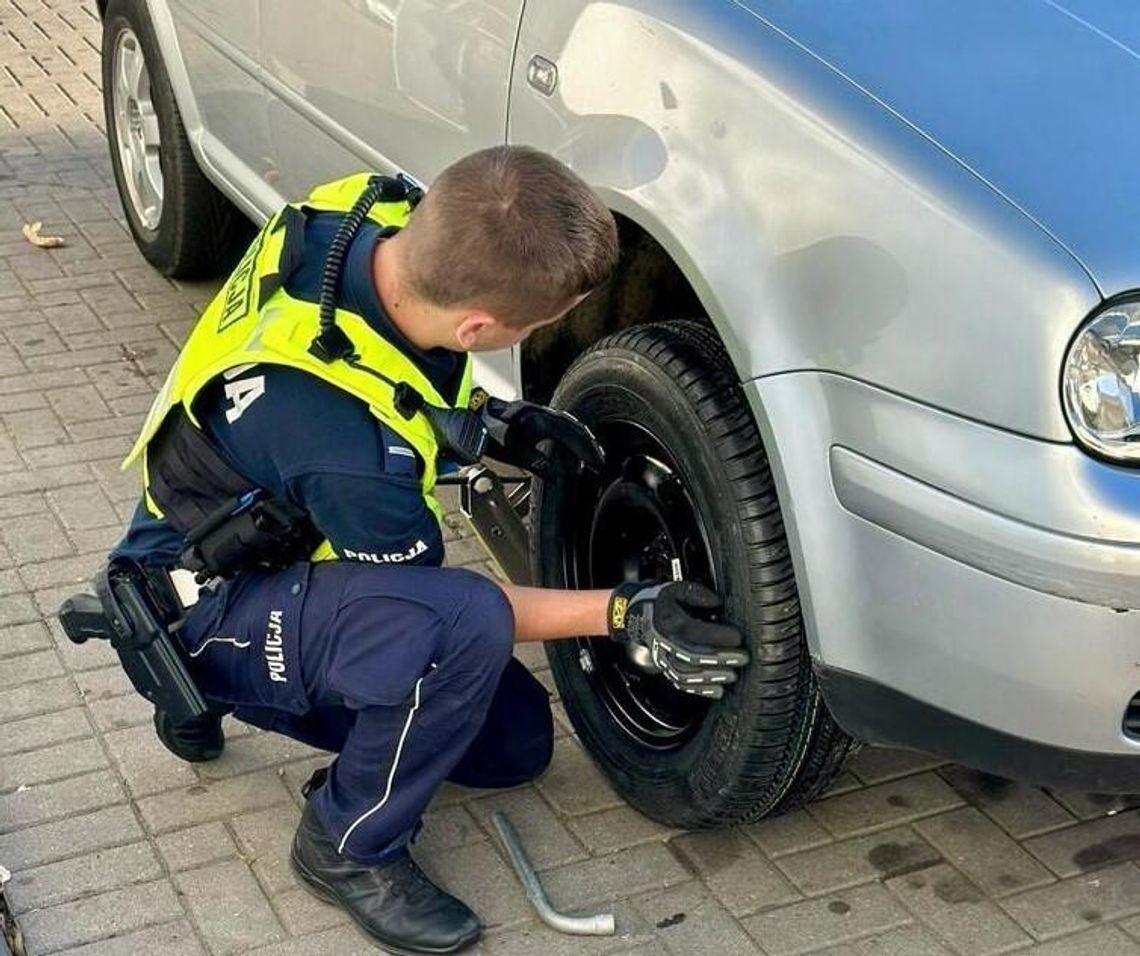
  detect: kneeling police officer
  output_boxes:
[86,147,749,954]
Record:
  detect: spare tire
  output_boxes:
[533,320,856,828]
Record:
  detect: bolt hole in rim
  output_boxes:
[112,27,163,232]
[566,419,717,750]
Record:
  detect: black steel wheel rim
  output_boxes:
[565,418,717,750]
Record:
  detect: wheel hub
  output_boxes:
[571,428,717,750]
[112,28,163,232]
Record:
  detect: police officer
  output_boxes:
[113,147,749,954]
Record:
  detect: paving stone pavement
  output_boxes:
[2,2,1140,954]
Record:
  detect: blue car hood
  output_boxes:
[739,0,1140,295]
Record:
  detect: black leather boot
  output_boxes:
[153,708,224,762]
[290,800,481,955]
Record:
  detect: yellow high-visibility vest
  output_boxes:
[123,174,473,560]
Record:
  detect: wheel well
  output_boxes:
[97,0,108,16]
[520,213,708,404]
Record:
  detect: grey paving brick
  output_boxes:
[748,809,834,859]
[817,925,954,955]
[886,864,1031,955]
[0,706,90,756]
[1024,809,1140,877]
[103,722,199,797]
[47,482,117,530]
[419,839,535,927]
[1025,925,1140,955]
[65,523,123,556]
[19,552,103,589]
[1049,790,1140,822]
[231,803,302,896]
[413,803,485,857]
[566,805,679,856]
[826,773,864,798]
[40,302,104,338]
[0,768,125,834]
[73,663,132,701]
[0,618,51,656]
[0,491,50,519]
[7,321,66,357]
[174,860,287,955]
[0,510,75,563]
[0,646,62,688]
[5,406,67,449]
[45,384,114,428]
[23,433,132,469]
[270,885,351,937]
[742,884,912,956]
[0,674,78,722]
[156,821,239,873]
[0,734,106,791]
[0,804,142,871]
[776,826,941,897]
[51,919,206,956]
[809,772,965,838]
[243,926,381,956]
[537,843,691,915]
[0,568,25,595]
[7,841,161,913]
[468,788,587,870]
[849,747,944,785]
[535,737,623,817]
[195,729,323,781]
[136,769,294,834]
[0,463,99,496]
[633,881,760,955]
[999,862,1140,940]
[915,807,1055,897]
[671,829,801,916]
[87,458,140,504]
[934,761,1076,838]
[67,414,143,442]
[19,879,184,955]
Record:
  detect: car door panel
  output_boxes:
[259,0,525,396]
[259,0,526,193]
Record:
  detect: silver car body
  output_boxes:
[139,0,1140,779]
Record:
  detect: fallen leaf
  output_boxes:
[22,220,65,248]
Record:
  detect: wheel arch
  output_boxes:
[521,207,720,405]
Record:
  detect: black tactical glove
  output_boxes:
[607,581,749,699]
[478,394,604,479]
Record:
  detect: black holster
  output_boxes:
[57,558,208,724]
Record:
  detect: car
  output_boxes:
[97,0,1140,828]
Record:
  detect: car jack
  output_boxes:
[440,466,534,585]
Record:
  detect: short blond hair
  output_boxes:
[399,146,618,327]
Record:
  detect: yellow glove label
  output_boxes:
[610,596,628,631]
[468,387,489,412]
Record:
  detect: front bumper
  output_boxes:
[748,371,1140,788]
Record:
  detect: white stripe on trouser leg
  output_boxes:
[336,671,430,856]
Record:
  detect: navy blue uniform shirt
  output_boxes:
[115,213,463,568]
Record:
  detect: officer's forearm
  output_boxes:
[498,584,610,643]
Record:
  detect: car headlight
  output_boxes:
[1063,298,1140,462]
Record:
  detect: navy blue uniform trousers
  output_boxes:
[178,562,553,864]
